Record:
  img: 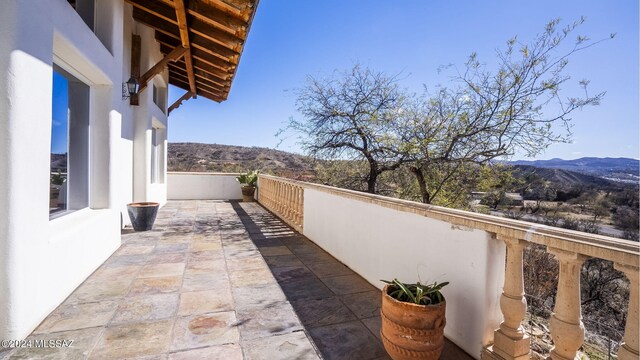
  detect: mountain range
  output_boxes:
[167,142,315,174]
[507,157,639,183]
[166,143,639,189]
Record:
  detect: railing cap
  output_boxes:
[258,174,640,267]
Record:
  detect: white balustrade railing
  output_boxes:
[257,175,304,232]
[256,174,639,360]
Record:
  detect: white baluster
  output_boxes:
[548,248,586,360]
[492,234,530,360]
[614,263,639,360]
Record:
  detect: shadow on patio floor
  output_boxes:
[231,201,474,360]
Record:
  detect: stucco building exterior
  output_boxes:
[0,2,637,360]
[0,0,256,340]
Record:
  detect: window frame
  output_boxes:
[50,64,91,220]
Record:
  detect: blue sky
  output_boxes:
[169,1,638,160]
[51,71,68,154]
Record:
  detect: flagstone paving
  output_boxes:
[0,200,473,360]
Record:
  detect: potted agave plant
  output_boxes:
[380,279,449,360]
[236,170,259,202]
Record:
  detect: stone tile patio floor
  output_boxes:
[1,200,473,360]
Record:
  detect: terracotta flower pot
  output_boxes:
[241,185,256,202]
[127,202,160,231]
[380,284,446,360]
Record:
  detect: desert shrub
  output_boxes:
[579,219,600,234]
[581,259,629,340]
[540,214,562,227]
[482,191,507,209]
[472,205,491,215]
[504,210,525,220]
[612,206,639,240]
[50,172,65,185]
[560,216,580,230]
[524,244,558,316]
[623,229,639,241]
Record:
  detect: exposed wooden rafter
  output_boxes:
[130,34,141,106]
[151,0,246,35]
[154,30,238,63]
[127,0,258,103]
[168,63,228,91]
[138,45,187,93]
[168,91,194,113]
[173,0,196,94]
[158,40,234,74]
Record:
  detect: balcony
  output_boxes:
[172,173,639,360]
[2,173,637,360]
[0,198,470,359]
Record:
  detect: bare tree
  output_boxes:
[403,18,609,204]
[524,244,559,316]
[581,259,629,336]
[290,65,408,193]
[613,206,640,241]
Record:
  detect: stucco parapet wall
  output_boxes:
[259,174,640,267]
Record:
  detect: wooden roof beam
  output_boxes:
[191,59,231,80]
[159,42,234,73]
[168,68,224,94]
[155,31,238,63]
[168,63,228,90]
[204,0,250,22]
[168,76,190,92]
[196,88,226,102]
[170,76,224,102]
[133,6,243,54]
[193,70,230,90]
[130,34,142,105]
[125,0,176,24]
[139,45,187,93]
[188,16,243,52]
[172,58,230,86]
[174,0,196,94]
[169,63,222,84]
[170,74,225,97]
[154,0,246,34]
[168,90,194,114]
[129,0,258,102]
[187,1,246,37]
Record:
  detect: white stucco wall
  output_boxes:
[302,188,505,359]
[167,173,243,200]
[0,0,170,340]
[132,24,168,207]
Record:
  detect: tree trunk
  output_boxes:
[410,166,430,204]
[367,168,377,193]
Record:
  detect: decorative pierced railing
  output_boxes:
[252,174,639,360]
[257,174,304,232]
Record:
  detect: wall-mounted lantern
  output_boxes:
[122,77,139,100]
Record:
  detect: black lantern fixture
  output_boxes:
[122,77,139,100]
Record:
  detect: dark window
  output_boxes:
[67,0,95,30]
[50,66,90,218]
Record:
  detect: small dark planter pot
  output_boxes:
[241,185,256,202]
[127,202,160,231]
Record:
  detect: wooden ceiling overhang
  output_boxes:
[125,0,258,108]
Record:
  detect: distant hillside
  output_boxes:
[168,142,315,175]
[508,157,639,183]
[166,143,638,192]
[511,165,622,191]
[51,153,67,172]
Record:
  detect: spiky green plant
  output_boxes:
[382,279,449,305]
[236,170,259,186]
